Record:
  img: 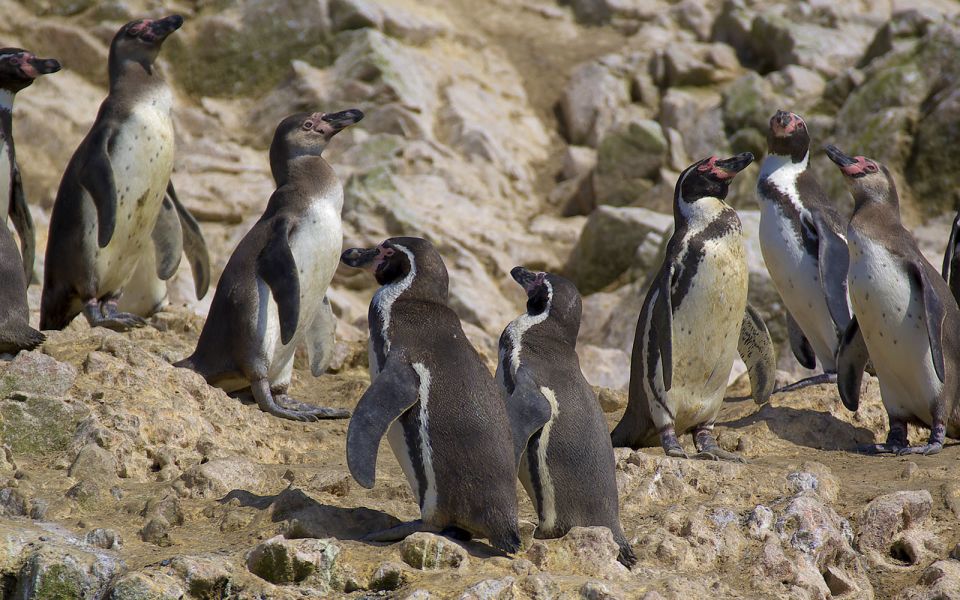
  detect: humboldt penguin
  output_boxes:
[175,110,362,421]
[497,267,635,567]
[828,144,960,455]
[611,153,777,462]
[40,15,183,331]
[757,110,851,391]
[341,237,526,553]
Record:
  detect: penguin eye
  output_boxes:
[797,121,805,129]
[303,121,314,130]
[865,163,878,173]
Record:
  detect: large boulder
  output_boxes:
[593,118,668,207]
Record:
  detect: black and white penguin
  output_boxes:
[757,110,851,390]
[0,49,58,355]
[41,15,184,331]
[611,153,776,462]
[341,237,525,553]
[0,48,60,281]
[941,209,960,304]
[497,267,635,567]
[118,181,211,317]
[827,144,960,455]
[175,110,362,422]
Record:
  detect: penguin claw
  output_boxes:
[855,443,901,455]
[664,447,689,459]
[274,394,350,419]
[94,314,147,331]
[694,450,747,463]
[896,443,943,456]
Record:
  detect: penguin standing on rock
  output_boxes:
[611,153,777,462]
[827,145,960,455]
[41,15,184,331]
[176,110,362,422]
[0,49,59,354]
[497,267,635,567]
[341,237,526,553]
[757,110,851,391]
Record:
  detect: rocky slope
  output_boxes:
[3,0,960,598]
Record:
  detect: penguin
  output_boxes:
[497,266,636,567]
[175,110,362,422]
[40,15,184,331]
[0,49,59,355]
[340,237,529,553]
[0,48,61,282]
[757,110,851,391]
[941,209,960,305]
[827,144,960,455]
[118,181,211,317]
[611,153,777,462]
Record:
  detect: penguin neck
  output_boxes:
[109,59,166,98]
[273,154,330,188]
[852,193,901,228]
[0,89,14,140]
[676,195,729,228]
[759,150,808,182]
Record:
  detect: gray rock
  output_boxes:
[894,560,960,600]
[330,0,384,31]
[593,118,667,207]
[660,87,727,161]
[15,541,123,600]
[579,346,630,391]
[400,532,469,570]
[246,535,341,589]
[559,59,631,146]
[0,487,28,517]
[369,561,407,591]
[109,571,185,600]
[749,13,876,78]
[458,576,518,600]
[84,528,122,550]
[68,443,117,481]
[1,351,77,398]
[857,490,933,554]
[655,42,741,88]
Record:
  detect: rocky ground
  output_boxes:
[4,0,960,598]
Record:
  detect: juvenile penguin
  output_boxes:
[0,49,58,354]
[341,237,525,553]
[757,111,851,390]
[176,110,362,422]
[41,15,184,331]
[118,181,210,317]
[828,145,960,455]
[611,153,777,461]
[0,49,60,280]
[497,267,635,567]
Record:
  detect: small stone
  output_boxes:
[68,444,117,481]
[746,505,773,540]
[369,561,407,591]
[597,388,626,413]
[84,528,122,550]
[857,490,932,553]
[458,577,517,599]
[580,580,621,600]
[0,487,28,516]
[900,461,918,480]
[139,517,172,547]
[400,532,469,570]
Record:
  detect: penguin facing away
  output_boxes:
[611,153,777,462]
[118,180,211,317]
[341,237,524,553]
[757,110,851,391]
[0,49,59,355]
[497,266,636,567]
[175,110,362,422]
[0,48,61,282]
[827,144,960,455]
[41,15,184,332]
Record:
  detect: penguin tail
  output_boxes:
[489,527,522,555]
[172,356,195,370]
[0,325,45,355]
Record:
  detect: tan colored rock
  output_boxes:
[400,532,470,570]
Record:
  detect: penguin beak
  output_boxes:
[322,109,365,133]
[148,15,184,41]
[824,144,857,168]
[340,247,379,269]
[27,56,60,76]
[773,110,791,128]
[824,144,873,178]
[713,152,754,179]
[510,266,544,295]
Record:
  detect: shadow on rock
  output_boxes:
[719,404,876,451]
[221,487,401,540]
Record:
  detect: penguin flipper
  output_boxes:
[738,304,777,405]
[807,211,851,333]
[504,365,553,467]
[79,127,118,249]
[151,190,184,281]
[943,209,960,305]
[346,353,420,489]
[837,316,869,411]
[9,167,35,283]
[786,311,817,370]
[652,268,674,391]
[257,217,300,345]
[909,262,947,383]
[306,296,337,377]
[168,180,211,299]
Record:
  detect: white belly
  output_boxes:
[264,203,343,382]
[848,234,939,424]
[95,102,174,295]
[665,236,748,431]
[759,201,839,369]
[0,139,11,220]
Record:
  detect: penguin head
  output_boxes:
[824,144,897,208]
[341,237,449,302]
[0,49,60,94]
[110,15,183,72]
[676,152,754,205]
[511,267,582,341]
[270,109,364,170]
[767,110,809,161]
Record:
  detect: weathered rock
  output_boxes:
[654,41,742,88]
[857,490,933,555]
[559,58,631,146]
[593,117,667,207]
[400,532,469,570]
[84,528,122,551]
[749,13,876,78]
[0,351,77,398]
[458,576,519,600]
[177,457,274,499]
[68,443,117,481]
[895,560,960,600]
[109,571,186,600]
[0,487,28,517]
[246,535,341,589]
[659,87,727,161]
[369,561,408,591]
[14,541,123,600]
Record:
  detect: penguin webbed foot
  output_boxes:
[274,393,350,419]
[659,427,688,459]
[362,519,428,543]
[251,380,349,421]
[84,299,147,331]
[855,443,903,455]
[896,442,943,456]
[693,428,747,463]
[773,372,837,394]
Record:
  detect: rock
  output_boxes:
[84,528,122,550]
[400,532,469,570]
[0,351,77,397]
[0,487,28,517]
[21,21,109,87]
[109,571,186,600]
[581,580,622,599]
[458,576,518,600]
[68,443,117,481]
[138,517,173,547]
[597,388,627,413]
[746,505,774,540]
[20,0,96,16]
[654,42,742,88]
[177,457,274,499]
[579,346,631,391]
[907,85,960,211]
[659,87,727,162]
[564,205,671,294]
[895,560,960,600]
[246,535,341,589]
[749,13,876,78]
[562,146,599,181]
[369,561,407,591]
[857,490,933,554]
[559,58,631,146]
[543,527,629,579]
[15,541,123,600]
[593,117,667,207]
[721,72,781,137]
[330,0,384,31]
